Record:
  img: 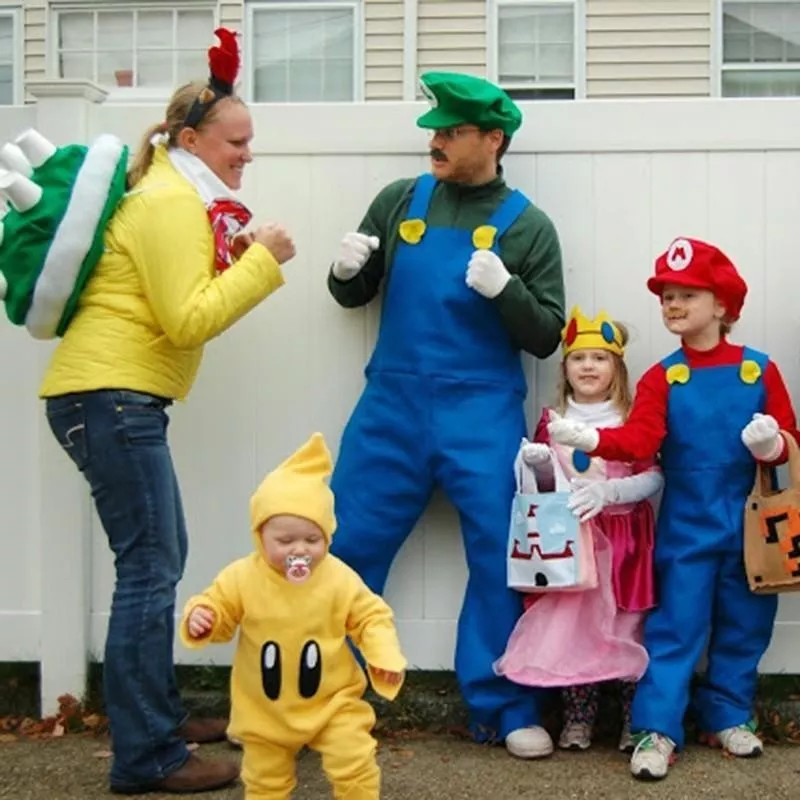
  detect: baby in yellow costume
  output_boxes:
[180,432,408,799]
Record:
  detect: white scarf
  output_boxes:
[166,147,252,273]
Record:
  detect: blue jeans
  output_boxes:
[45,389,191,789]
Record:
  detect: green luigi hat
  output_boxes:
[0,128,128,339]
[416,71,522,137]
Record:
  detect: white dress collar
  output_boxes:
[564,396,622,428]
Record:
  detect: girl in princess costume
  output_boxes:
[495,307,662,753]
[548,237,800,781]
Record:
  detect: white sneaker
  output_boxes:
[714,724,763,757]
[505,726,554,759]
[630,732,676,781]
[558,722,592,751]
[618,723,636,753]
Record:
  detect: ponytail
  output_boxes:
[126,122,167,189]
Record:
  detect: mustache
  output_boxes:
[429,149,447,161]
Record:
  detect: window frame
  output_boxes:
[487,0,586,100]
[48,0,219,101]
[0,5,23,106]
[713,0,800,97]
[244,0,365,104]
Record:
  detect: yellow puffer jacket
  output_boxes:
[39,147,284,401]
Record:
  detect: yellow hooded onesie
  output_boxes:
[180,433,407,799]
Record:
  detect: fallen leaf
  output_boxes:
[0,734,18,744]
[51,723,65,738]
[187,742,200,752]
[93,749,112,759]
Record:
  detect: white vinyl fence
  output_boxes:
[3,81,800,714]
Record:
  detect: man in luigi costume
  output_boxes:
[326,71,566,758]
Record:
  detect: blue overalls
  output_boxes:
[630,347,779,747]
[330,173,540,740]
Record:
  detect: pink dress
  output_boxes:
[495,406,657,687]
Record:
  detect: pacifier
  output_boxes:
[285,554,312,583]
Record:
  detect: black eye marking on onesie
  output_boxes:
[298,641,322,698]
[261,641,282,700]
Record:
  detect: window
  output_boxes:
[490,0,579,100]
[720,1,800,96]
[53,4,215,91]
[248,2,361,102]
[0,10,19,105]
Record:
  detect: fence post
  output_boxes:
[25,79,108,717]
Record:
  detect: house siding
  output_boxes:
[22,0,45,85]
[585,0,711,97]
[19,0,718,101]
[365,0,403,100]
[417,0,486,89]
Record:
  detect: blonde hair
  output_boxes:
[126,81,245,189]
[555,321,632,419]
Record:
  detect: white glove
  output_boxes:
[332,232,380,281]
[568,480,615,522]
[547,412,600,453]
[465,250,511,299]
[567,470,664,522]
[520,438,551,467]
[741,413,783,461]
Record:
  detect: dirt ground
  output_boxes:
[2,732,800,799]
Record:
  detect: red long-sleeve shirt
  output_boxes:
[592,339,799,464]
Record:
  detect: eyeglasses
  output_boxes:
[431,125,481,141]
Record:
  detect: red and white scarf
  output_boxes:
[167,147,252,273]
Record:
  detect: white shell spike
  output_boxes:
[0,219,4,250]
[0,142,33,177]
[14,129,56,168]
[0,169,42,212]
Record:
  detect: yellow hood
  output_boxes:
[250,432,337,549]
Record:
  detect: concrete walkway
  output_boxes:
[1,733,799,799]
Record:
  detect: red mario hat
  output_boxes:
[647,237,748,321]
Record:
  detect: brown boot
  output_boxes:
[111,754,239,795]
[179,717,229,744]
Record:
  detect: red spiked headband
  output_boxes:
[184,28,240,129]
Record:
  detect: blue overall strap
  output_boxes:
[405,173,437,221]
[660,348,687,369]
[742,346,769,375]
[485,189,531,240]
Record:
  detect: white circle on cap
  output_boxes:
[419,80,438,108]
[666,238,693,271]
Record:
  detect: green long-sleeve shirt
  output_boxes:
[327,173,566,359]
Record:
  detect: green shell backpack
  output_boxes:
[0,128,128,339]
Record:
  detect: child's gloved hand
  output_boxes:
[187,606,215,639]
[547,412,600,452]
[741,413,783,461]
[567,479,615,522]
[520,438,551,466]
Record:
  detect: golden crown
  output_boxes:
[561,306,624,357]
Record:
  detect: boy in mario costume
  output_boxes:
[327,71,565,758]
[548,237,800,780]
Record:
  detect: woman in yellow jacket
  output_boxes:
[38,38,292,796]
